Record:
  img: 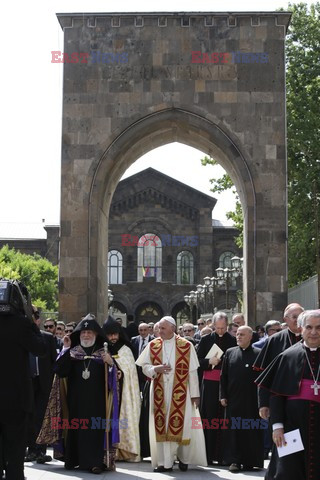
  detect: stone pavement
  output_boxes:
[24,456,269,480]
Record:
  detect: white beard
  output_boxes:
[80,338,96,348]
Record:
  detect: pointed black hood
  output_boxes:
[70,313,106,348]
[102,315,133,354]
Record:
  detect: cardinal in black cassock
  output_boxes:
[257,310,320,480]
[253,303,303,479]
[220,326,264,471]
[197,313,236,464]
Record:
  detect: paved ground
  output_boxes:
[24,454,268,480]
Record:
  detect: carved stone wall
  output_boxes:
[57,11,291,325]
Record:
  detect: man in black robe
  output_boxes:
[0,281,46,480]
[197,311,236,464]
[257,310,320,480]
[253,303,304,479]
[53,314,118,474]
[220,326,264,472]
[25,306,57,464]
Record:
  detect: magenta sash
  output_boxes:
[288,379,320,403]
[203,369,221,381]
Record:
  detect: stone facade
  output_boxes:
[57,11,291,325]
[108,167,241,324]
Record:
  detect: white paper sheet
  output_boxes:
[277,429,304,458]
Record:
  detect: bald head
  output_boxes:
[138,323,150,338]
[236,326,253,349]
[232,313,245,326]
[283,303,304,334]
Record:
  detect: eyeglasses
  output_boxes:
[33,311,40,319]
[268,328,281,333]
[65,329,73,333]
[44,324,54,329]
[197,322,204,326]
[56,327,64,331]
[183,329,193,333]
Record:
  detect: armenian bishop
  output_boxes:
[38,314,119,474]
[137,316,207,472]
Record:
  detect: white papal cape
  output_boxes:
[137,335,207,469]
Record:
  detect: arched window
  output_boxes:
[108,250,123,284]
[137,233,162,282]
[177,251,194,284]
[219,251,234,269]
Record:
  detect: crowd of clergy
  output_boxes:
[1,301,319,480]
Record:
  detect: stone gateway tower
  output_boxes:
[57,11,291,325]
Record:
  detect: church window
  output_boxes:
[108,250,123,284]
[177,251,194,284]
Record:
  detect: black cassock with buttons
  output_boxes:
[220,345,264,468]
[257,342,320,480]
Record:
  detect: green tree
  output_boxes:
[285,2,320,287]
[201,3,320,286]
[200,155,243,248]
[0,245,58,310]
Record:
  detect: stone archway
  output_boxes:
[58,11,290,326]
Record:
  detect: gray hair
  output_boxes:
[297,310,320,328]
[213,311,228,325]
[265,320,281,333]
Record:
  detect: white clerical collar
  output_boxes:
[303,341,319,351]
[288,328,301,337]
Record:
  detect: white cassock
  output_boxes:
[136,335,207,469]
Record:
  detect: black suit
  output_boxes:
[27,331,57,456]
[0,313,46,480]
[125,322,139,339]
[131,334,153,361]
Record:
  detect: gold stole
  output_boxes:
[150,336,191,445]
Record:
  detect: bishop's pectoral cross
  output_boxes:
[311,382,319,396]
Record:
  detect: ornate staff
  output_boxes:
[104,341,110,469]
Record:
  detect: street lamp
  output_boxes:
[184,294,192,321]
[216,267,233,310]
[210,276,218,312]
[108,288,114,315]
[184,291,198,321]
[231,256,243,279]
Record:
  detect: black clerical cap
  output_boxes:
[70,313,106,347]
[103,315,122,334]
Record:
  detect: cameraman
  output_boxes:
[0,282,46,480]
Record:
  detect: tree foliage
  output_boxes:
[201,3,320,285]
[200,156,243,248]
[285,2,320,287]
[0,245,58,311]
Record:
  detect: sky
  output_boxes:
[1,0,313,237]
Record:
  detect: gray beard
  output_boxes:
[80,339,96,348]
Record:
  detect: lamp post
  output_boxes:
[210,276,218,312]
[231,256,243,279]
[108,288,114,315]
[189,290,198,321]
[216,267,233,310]
[184,291,198,322]
[184,294,192,321]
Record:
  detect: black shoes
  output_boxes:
[153,466,173,472]
[24,452,37,462]
[178,460,188,471]
[36,453,52,464]
[229,463,241,473]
